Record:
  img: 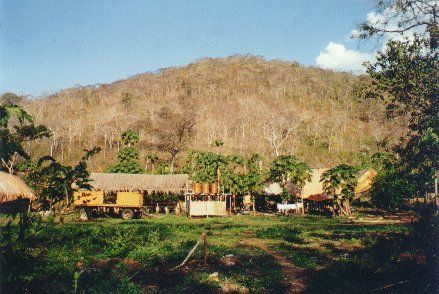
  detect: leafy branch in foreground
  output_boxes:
[24,147,101,212]
[0,101,50,173]
[356,0,438,198]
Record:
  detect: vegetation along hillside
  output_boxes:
[20,55,403,172]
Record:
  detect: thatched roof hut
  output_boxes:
[302,168,378,202]
[89,173,189,194]
[302,169,328,199]
[0,171,36,204]
[355,168,378,195]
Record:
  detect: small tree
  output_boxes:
[107,130,143,174]
[370,168,414,210]
[0,101,50,173]
[121,129,139,147]
[269,155,312,212]
[321,164,359,216]
[25,147,101,213]
[183,151,265,211]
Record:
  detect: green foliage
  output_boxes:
[212,139,224,148]
[0,101,50,172]
[2,214,435,293]
[356,0,439,198]
[155,163,171,174]
[183,151,265,194]
[107,130,143,174]
[183,150,226,183]
[370,168,414,210]
[148,192,179,203]
[365,37,438,197]
[269,156,311,187]
[24,147,101,210]
[121,129,139,146]
[321,164,359,210]
[269,155,312,201]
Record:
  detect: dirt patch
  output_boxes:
[351,210,420,224]
[242,231,307,293]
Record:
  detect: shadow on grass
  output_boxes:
[256,227,306,244]
[306,211,438,294]
[275,242,331,269]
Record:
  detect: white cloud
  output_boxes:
[317,1,438,73]
[315,42,373,73]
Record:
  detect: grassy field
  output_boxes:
[1,210,437,293]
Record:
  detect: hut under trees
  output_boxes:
[0,171,36,213]
[302,168,378,212]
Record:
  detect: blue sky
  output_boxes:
[1,0,376,96]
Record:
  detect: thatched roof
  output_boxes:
[89,173,189,193]
[0,172,36,204]
[302,169,328,199]
[302,168,378,202]
[355,168,378,195]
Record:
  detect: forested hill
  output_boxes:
[23,55,402,171]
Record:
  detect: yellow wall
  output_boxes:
[73,191,104,206]
[116,192,143,207]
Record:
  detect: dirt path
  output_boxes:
[242,232,307,293]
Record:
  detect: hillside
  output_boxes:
[22,55,402,171]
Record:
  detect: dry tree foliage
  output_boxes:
[23,55,404,171]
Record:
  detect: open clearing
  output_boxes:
[2,210,437,293]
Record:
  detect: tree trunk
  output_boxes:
[170,155,176,174]
[300,195,305,214]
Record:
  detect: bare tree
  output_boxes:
[152,107,196,173]
[263,113,299,157]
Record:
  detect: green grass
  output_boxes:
[1,211,437,293]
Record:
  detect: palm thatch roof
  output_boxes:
[0,171,36,204]
[89,173,189,194]
[355,168,378,195]
[302,168,328,199]
[302,168,378,202]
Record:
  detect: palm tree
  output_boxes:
[269,156,312,213]
[320,164,359,216]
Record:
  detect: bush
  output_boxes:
[370,169,414,210]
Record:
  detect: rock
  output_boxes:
[76,261,84,269]
[221,282,249,293]
[219,254,238,267]
[143,285,159,294]
[208,272,220,282]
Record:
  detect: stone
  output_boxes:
[208,272,220,282]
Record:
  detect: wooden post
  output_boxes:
[300,194,304,215]
[203,233,208,266]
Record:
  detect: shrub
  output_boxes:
[370,169,414,210]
